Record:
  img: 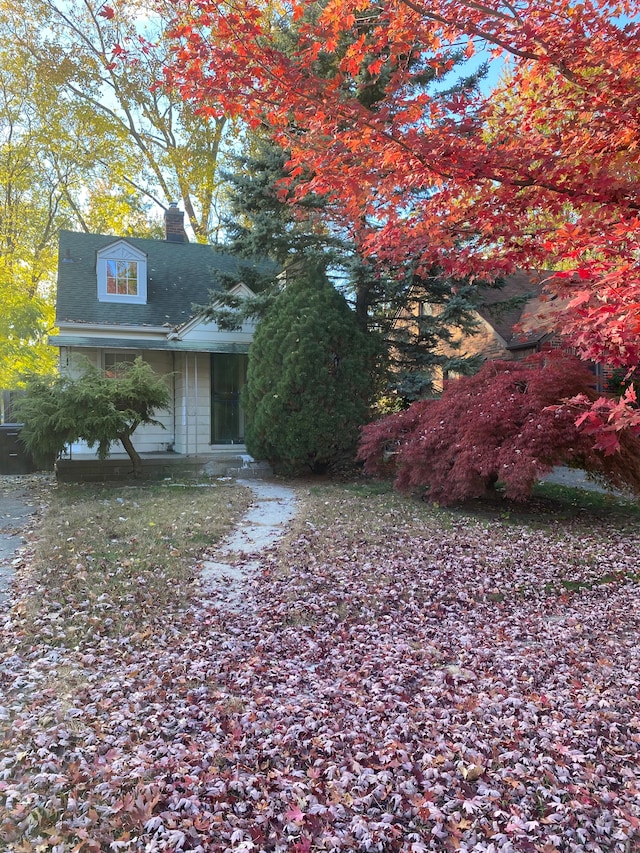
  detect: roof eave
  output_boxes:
[56,321,172,335]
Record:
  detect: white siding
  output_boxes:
[59,346,249,458]
[127,350,174,453]
[61,347,101,377]
[174,352,212,455]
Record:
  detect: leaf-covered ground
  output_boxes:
[1,480,639,852]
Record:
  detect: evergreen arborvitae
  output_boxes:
[244,264,378,474]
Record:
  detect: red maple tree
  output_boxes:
[358,353,640,503]
[165,0,640,439]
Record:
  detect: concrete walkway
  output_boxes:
[199,479,298,610]
[540,466,633,496]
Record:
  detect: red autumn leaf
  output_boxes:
[567,289,592,308]
[285,804,305,824]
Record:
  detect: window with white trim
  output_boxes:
[106,259,138,295]
[103,351,138,378]
[97,241,147,304]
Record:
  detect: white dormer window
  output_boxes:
[97,240,147,304]
[107,259,138,295]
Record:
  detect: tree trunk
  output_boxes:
[118,432,143,478]
[353,265,372,332]
[484,472,499,496]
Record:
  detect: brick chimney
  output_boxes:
[164,202,188,243]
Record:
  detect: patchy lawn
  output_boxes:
[1,479,639,852]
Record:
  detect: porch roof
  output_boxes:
[50,335,250,354]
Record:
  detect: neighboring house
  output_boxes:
[405,271,605,391]
[454,271,560,362]
[49,206,272,459]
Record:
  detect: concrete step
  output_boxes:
[225,461,273,480]
[202,454,273,479]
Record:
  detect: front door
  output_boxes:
[210,353,248,444]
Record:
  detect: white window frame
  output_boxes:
[97,240,147,304]
[103,351,138,378]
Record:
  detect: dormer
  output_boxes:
[96,240,147,304]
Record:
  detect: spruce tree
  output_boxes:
[221,137,337,270]
[244,264,378,474]
[199,134,343,330]
[210,10,491,400]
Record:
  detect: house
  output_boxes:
[455,271,560,362]
[49,206,274,475]
[404,271,605,391]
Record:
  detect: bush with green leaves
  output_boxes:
[244,265,379,474]
[15,357,170,476]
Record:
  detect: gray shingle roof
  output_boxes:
[56,230,273,327]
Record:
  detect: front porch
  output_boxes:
[55,450,272,483]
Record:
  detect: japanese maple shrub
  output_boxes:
[244,263,378,474]
[358,353,640,504]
